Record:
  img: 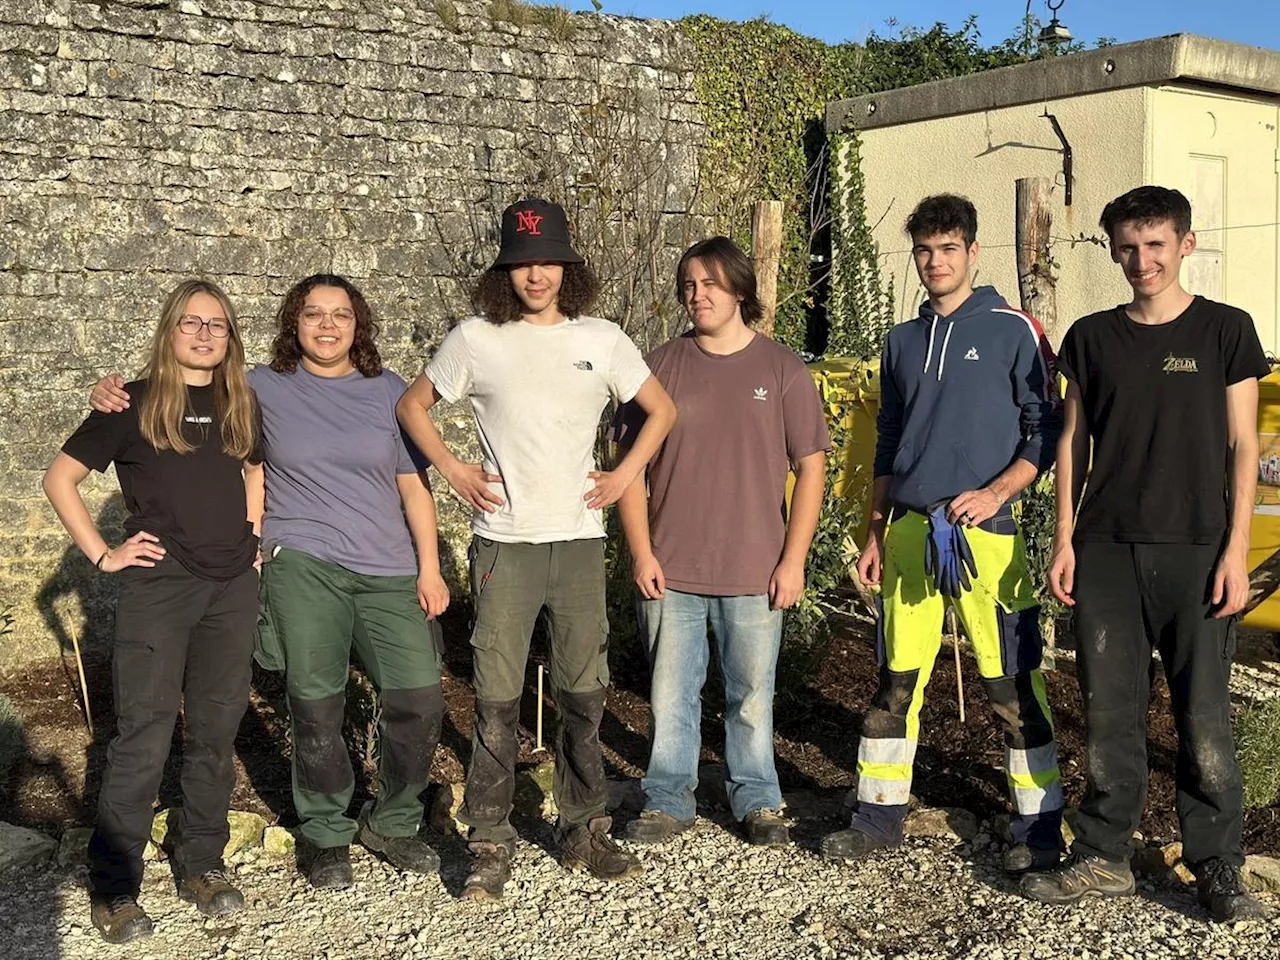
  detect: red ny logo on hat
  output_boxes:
[515,209,543,235]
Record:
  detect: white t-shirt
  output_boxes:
[427,314,651,543]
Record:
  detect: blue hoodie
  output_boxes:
[873,286,1061,511]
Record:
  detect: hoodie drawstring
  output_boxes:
[936,323,954,381]
[922,317,938,375]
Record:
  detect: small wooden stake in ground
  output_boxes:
[535,664,545,753]
[68,625,94,738]
[947,607,965,724]
[750,200,784,339]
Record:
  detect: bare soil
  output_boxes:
[2,604,1277,855]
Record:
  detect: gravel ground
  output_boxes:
[2,814,1276,960]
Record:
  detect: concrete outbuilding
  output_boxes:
[827,34,1280,349]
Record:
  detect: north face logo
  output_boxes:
[573,360,593,371]
[753,387,768,401]
[964,347,980,361]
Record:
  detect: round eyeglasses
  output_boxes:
[178,315,231,338]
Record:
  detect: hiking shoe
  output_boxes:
[178,869,245,917]
[1196,857,1274,922]
[622,810,695,845]
[561,816,643,880]
[358,822,441,874]
[461,842,512,901]
[307,845,353,890]
[1003,843,1062,875]
[90,894,154,945]
[1020,852,1135,904]
[821,825,901,861]
[743,808,790,847]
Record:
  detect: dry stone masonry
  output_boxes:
[0,0,707,668]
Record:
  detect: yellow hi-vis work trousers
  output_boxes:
[855,509,1064,845]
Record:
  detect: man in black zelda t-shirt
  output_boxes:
[1021,186,1272,922]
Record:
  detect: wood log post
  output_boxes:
[751,200,784,339]
[1015,177,1061,346]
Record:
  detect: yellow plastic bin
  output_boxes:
[1243,369,1280,630]
[788,357,881,545]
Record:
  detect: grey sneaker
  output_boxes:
[561,816,643,880]
[743,808,790,847]
[358,822,441,874]
[821,825,901,860]
[622,810,695,844]
[1020,852,1135,904]
[461,842,512,901]
[1003,843,1062,875]
[1195,857,1274,922]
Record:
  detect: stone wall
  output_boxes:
[0,0,706,669]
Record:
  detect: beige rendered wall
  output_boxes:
[851,88,1145,344]
[1148,86,1280,351]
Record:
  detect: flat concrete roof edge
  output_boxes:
[826,34,1280,134]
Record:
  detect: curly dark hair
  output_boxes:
[269,273,382,377]
[1100,185,1192,241]
[905,194,978,247]
[471,262,601,325]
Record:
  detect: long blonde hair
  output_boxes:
[139,279,257,459]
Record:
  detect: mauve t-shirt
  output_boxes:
[616,332,831,596]
[248,364,426,577]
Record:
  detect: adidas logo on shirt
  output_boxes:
[964,347,980,361]
[753,387,768,401]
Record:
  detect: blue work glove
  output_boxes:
[924,505,979,598]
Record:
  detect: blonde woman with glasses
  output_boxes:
[45,279,262,944]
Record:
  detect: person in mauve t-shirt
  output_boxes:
[44,280,261,945]
[613,236,830,848]
[1023,186,1273,923]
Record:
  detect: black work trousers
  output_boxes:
[90,557,258,897]
[1070,540,1243,868]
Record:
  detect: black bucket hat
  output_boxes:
[492,198,585,267]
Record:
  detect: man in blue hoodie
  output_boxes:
[821,194,1065,873]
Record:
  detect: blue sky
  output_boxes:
[567,0,1278,52]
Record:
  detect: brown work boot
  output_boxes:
[743,808,791,847]
[1020,852,1135,904]
[178,869,245,917]
[461,841,512,901]
[90,894,154,945]
[560,816,643,880]
[622,810,695,844]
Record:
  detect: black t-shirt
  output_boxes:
[62,380,260,580]
[1058,296,1270,544]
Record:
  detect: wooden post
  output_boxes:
[751,200,784,339]
[1015,177,1061,347]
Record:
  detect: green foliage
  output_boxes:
[488,0,577,39]
[1237,697,1280,810]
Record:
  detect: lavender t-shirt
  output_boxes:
[248,364,425,577]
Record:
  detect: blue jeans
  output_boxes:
[636,589,784,822]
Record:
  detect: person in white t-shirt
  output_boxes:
[397,198,676,900]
